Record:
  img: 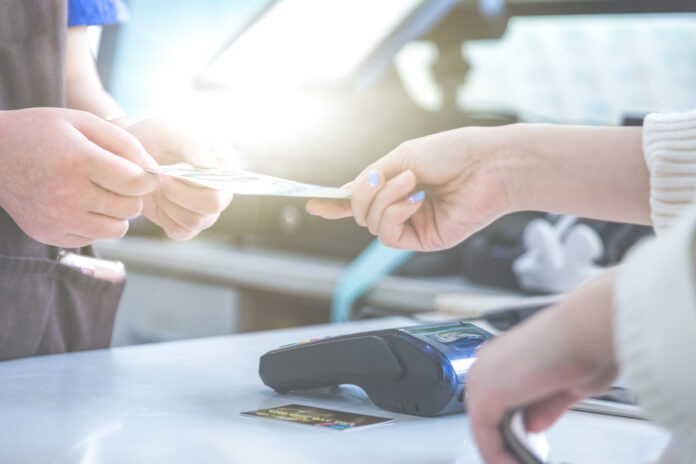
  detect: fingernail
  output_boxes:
[305,205,317,216]
[409,190,425,204]
[368,170,380,187]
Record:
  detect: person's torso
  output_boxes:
[0,0,124,361]
[0,0,67,110]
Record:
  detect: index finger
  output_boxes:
[88,145,160,197]
[305,198,352,219]
[304,141,411,220]
[353,143,411,183]
[467,389,518,464]
[74,112,158,169]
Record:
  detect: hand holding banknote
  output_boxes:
[305,127,513,251]
[126,119,235,240]
[0,108,159,247]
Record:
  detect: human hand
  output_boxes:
[125,119,234,240]
[465,270,619,463]
[0,108,159,248]
[305,126,516,251]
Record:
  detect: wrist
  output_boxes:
[488,123,565,214]
[556,268,618,368]
[462,123,542,214]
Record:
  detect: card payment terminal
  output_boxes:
[259,322,493,417]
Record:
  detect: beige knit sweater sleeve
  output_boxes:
[643,111,696,233]
[614,111,696,462]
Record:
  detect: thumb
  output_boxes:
[523,391,580,433]
[74,112,158,170]
[363,148,407,183]
[151,121,217,168]
[173,130,217,168]
[350,144,412,188]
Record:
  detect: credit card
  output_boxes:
[241,404,393,431]
[148,165,351,199]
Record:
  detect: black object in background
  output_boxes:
[445,214,653,294]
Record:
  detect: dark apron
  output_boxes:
[0,0,124,361]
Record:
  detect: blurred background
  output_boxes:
[92,0,696,346]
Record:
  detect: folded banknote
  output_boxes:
[147,165,351,199]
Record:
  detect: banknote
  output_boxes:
[147,165,351,199]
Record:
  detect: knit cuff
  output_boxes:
[614,207,696,447]
[643,110,696,234]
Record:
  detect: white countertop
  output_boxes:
[0,317,669,464]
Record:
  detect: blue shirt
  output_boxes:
[68,0,129,27]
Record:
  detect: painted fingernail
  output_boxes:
[368,170,380,187]
[409,190,425,204]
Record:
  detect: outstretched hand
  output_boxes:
[306,127,514,251]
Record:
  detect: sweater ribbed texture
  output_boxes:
[643,111,696,234]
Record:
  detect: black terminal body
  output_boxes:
[259,322,493,417]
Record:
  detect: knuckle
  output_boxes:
[76,237,94,248]
[114,123,145,152]
[182,213,206,231]
[81,110,101,124]
[380,225,398,245]
[168,227,196,241]
[202,213,219,229]
[382,205,398,223]
[137,174,159,195]
[129,197,144,218]
[366,217,379,235]
[123,130,142,150]
[114,220,129,238]
[422,237,440,252]
[378,234,396,248]
[350,201,366,227]
[395,139,415,155]
[204,192,226,214]
[165,223,188,240]
[113,197,143,219]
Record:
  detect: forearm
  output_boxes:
[64,26,133,129]
[497,123,650,225]
[66,73,124,120]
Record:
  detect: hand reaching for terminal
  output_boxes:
[0,108,159,248]
[466,270,619,463]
